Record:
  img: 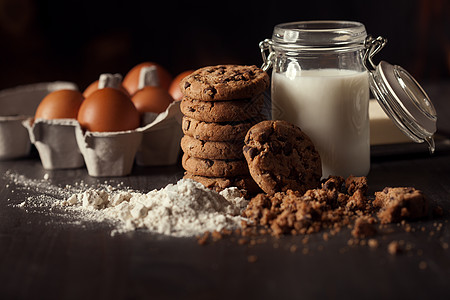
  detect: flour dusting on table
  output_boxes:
[4,171,248,237]
[62,179,248,236]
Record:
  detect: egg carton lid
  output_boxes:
[0,81,79,160]
[0,81,78,116]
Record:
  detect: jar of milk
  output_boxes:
[260,20,437,178]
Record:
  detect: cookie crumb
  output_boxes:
[368,239,379,248]
[221,229,233,236]
[247,255,258,263]
[211,230,223,241]
[418,261,427,270]
[290,245,298,253]
[375,187,429,224]
[197,231,210,245]
[351,216,377,238]
[403,223,412,232]
[388,241,403,255]
[345,175,368,195]
[238,238,248,245]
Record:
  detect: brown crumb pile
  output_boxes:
[197,175,441,257]
[241,176,376,237]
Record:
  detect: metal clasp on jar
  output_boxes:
[259,39,275,72]
[363,35,387,71]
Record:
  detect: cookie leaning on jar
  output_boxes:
[243,120,322,195]
[179,65,270,196]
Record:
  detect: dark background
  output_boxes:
[0,0,449,92]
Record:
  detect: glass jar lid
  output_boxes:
[271,20,367,50]
[365,36,437,153]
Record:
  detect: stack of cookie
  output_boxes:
[179,65,270,195]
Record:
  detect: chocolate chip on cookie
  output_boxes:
[180,65,270,101]
[243,120,322,195]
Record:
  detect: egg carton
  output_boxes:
[23,100,182,176]
[74,101,183,177]
[0,81,78,160]
[0,115,31,160]
[23,118,84,169]
[2,81,185,175]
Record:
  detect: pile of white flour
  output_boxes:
[61,179,248,236]
[5,170,248,237]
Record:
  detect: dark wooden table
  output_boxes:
[1,82,450,300]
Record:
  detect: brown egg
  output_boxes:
[77,88,140,132]
[123,62,173,95]
[83,80,130,98]
[35,89,84,120]
[169,70,194,101]
[131,86,174,114]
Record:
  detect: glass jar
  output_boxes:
[261,21,371,178]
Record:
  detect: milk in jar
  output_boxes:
[260,21,371,178]
[272,69,370,178]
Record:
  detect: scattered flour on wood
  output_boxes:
[62,179,248,236]
[4,171,248,237]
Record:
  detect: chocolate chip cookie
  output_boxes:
[180,65,270,101]
[183,172,261,195]
[182,116,260,142]
[182,154,249,177]
[180,135,244,160]
[180,94,264,123]
[243,120,322,195]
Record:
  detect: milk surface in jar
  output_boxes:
[261,20,371,178]
[272,68,370,178]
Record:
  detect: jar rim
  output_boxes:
[272,20,367,49]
